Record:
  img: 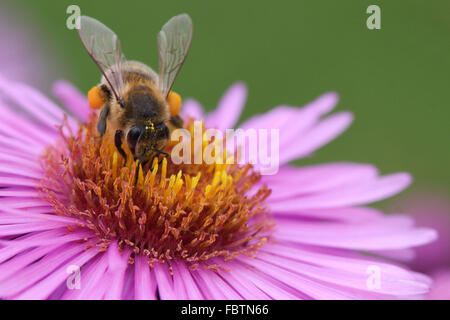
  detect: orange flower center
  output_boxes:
[39,114,274,270]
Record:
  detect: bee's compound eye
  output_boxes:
[127,125,143,154]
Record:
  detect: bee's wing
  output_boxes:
[157,14,193,98]
[78,16,126,104]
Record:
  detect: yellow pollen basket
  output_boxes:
[167,91,182,116]
[88,86,104,110]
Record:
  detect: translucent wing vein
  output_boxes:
[78,16,126,102]
[158,14,193,97]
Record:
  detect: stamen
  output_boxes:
[39,114,274,269]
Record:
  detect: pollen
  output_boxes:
[39,114,274,270]
[87,86,104,110]
[145,121,155,131]
[168,91,182,116]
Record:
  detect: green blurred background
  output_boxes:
[2,0,450,209]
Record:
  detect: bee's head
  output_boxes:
[126,122,169,162]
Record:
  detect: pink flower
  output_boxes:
[393,192,450,299]
[427,270,450,300]
[0,3,59,89]
[395,193,450,273]
[0,76,437,299]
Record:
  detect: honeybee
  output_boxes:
[78,14,192,169]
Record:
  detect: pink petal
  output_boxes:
[274,217,437,250]
[371,249,416,262]
[241,92,338,131]
[0,207,81,225]
[181,98,204,120]
[14,247,99,299]
[193,268,242,299]
[269,173,412,210]
[0,245,60,282]
[237,257,357,299]
[279,112,353,164]
[190,269,228,299]
[63,253,109,300]
[0,222,70,236]
[0,176,39,188]
[52,80,90,121]
[0,164,43,179]
[428,270,450,300]
[264,163,378,201]
[0,243,85,297]
[103,241,131,300]
[0,134,42,156]
[0,147,37,161]
[18,82,68,122]
[240,92,339,148]
[257,248,430,295]
[206,82,247,130]
[153,262,179,299]
[225,261,302,299]
[122,267,135,299]
[211,259,271,299]
[265,206,383,224]
[0,228,90,248]
[0,106,55,146]
[0,187,39,197]
[172,261,203,299]
[0,197,51,209]
[134,255,157,300]
[0,76,61,128]
[0,229,73,263]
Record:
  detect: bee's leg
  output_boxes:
[153,150,169,166]
[169,115,184,128]
[155,149,169,157]
[114,130,127,163]
[134,159,142,186]
[134,151,150,186]
[97,105,110,137]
